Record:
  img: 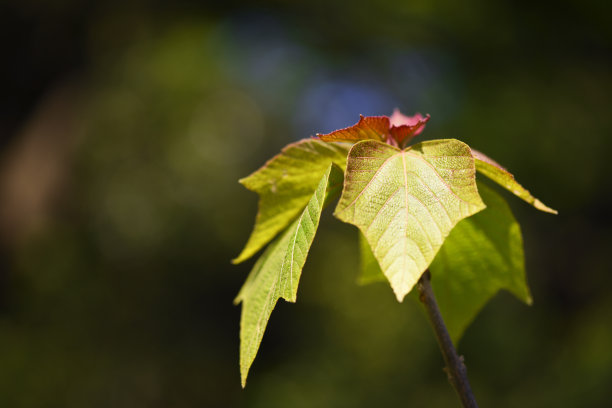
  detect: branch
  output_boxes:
[417,270,479,408]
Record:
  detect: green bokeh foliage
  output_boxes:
[1,0,611,407]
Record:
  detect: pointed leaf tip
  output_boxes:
[237,164,343,386]
[471,149,558,214]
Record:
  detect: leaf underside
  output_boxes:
[235,164,344,387]
[335,139,486,301]
[471,149,557,214]
[233,139,350,264]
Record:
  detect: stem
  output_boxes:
[417,270,479,408]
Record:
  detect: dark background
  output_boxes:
[1,0,611,406]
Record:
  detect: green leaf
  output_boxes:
[472,149,557,214]
[233,139,350,264]
[430,182,532,343]
[234,164,344,387]
[335,139,486,301]
[357,182,532,343]
[358,231,386,285]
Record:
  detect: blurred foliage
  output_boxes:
[0,0,611,407]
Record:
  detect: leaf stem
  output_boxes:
[417,270,479,408]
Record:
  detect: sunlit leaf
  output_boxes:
[429,182,532,342]
[388,110,430,146]
[472,149,557,214]
[233,139,350,264]
[317,115,389,143]
[317,110,429,148]
[357,182,532,343]
[335,139,485,301]
[234,164,344,387]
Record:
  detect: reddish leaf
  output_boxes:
[318,115,390,143]
[317,110,429,147]
[388,110,430,146]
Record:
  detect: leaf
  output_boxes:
[472,149,557,214]
[335,139,486,301]
[357,182,532,343]
[388,110,430,146]
[317,111,430,148]
[358,231,386,285]
[233,139,350,264]
[235,164,344,387]
[317,115,389,143]
[430,182,532,343]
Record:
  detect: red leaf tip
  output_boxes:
[388,110,430,147]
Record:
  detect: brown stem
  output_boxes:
[417,270,479,408]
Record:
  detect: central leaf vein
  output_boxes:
[334,139,485,301]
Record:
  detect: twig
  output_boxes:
[417,270,479,408]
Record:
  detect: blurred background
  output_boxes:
[1,0,611,406]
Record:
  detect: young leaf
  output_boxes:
[233,139,350,264]
[335,139,486,301]
[318,115,389,143]
[234,164,343,387]
[471,149,557,214]
[317,110,430,148]
[388,110,430,146]
[429,182,532,343]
